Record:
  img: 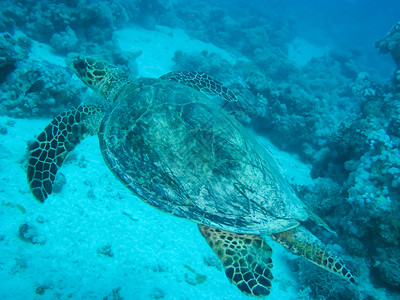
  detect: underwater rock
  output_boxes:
[376,22,400,68]
[97,243,114,257]
[35,286,48,296]
[375,248,400,289]
[329,49,360,79]
[149,287,165,299]
[52,172,66,194]
[18,222,46,245]
[295,259,359,299]
[1,2,25,32]
[352,72,377,99]
[0,8,16,33]
[376,22,400,91]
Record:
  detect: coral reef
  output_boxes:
[0,49,138,118]
[172,50,234,82]
[0,0,145,117]
[295,178,345,217]
[310,71,400,292]
[0,32,30,83]
[376,22,400,68]
[375,247,400,289]
[376,22,400,90]
[0,0,165,56]
[2,0,129,45]
[0,59,84,117]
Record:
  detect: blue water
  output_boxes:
[1,0,400,299]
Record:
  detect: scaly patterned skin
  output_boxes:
[72,56,131,102]
[160,71,238,102]
[198,225,273,297]
[270,225,356,284]
[27,105,104,201]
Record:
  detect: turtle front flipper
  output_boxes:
[160,71,238,102]
[198,225,273,297]
[27,105,105,202]
[270,225,356,284]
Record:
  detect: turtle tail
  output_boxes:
[27,105,105,202]
[269,225,356,284]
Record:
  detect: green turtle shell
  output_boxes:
[99,78,307,235]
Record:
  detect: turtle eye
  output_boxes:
[77,60,87,70]
[73,57,88,73]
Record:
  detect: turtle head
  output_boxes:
[72,56,131,102]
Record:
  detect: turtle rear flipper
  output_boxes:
[27,105,105,202]
[270,225,356,284]
[160,71,237,102]
[198,225,273,297]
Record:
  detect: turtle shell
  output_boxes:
[99,78,307,234]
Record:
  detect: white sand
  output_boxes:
[115,25,242,78]
[255,133,313,187]
[288,37,331,67]
[0,25,310,299]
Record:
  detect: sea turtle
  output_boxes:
[27,56,355,297]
